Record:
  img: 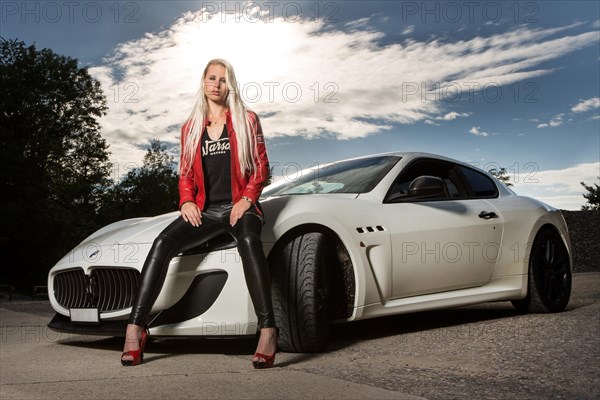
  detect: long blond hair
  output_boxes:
[180,59,257,176]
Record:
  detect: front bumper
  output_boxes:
[48,247,260,336]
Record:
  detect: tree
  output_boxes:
[488,167,513,187]
[0,39,111,289]
[100,139,179,222]
[581,179,600,211]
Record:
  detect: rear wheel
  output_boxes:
[512,228,571,313]
[271,232,331,352]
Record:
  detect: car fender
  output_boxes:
[261,195,391,318]
[487,195,572,282]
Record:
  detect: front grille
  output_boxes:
[54,269,89,309]
[54,267,140,312]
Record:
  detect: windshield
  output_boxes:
[262,155,401,197]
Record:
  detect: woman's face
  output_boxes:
[204,64,228,105]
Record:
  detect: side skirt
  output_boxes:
[352,274,527,321]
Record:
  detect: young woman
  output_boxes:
[121,59,277,369]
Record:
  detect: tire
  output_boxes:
[271,232,331,353]
[512,228,572,313]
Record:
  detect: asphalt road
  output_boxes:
[1,272,598,400]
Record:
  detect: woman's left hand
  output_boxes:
[230,198,252,226]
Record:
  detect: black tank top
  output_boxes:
[201,125,232,205]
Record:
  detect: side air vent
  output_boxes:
[356,225,385,234]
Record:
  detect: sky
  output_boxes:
[2,0,599,210]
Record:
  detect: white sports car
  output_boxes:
[48,152,572,352]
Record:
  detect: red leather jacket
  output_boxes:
[178,110,269,211]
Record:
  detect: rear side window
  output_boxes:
[458,166,498,198]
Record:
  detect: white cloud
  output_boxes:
[512,162,600,210]
[469,126,490,136]
[436,111,471,121]
[88,10,599,167]
[536,97,598,129]
[401,25,415,35]
[484,20,502,27]
[571,97,600,113]
[537,114,564,128]
[345,17,371,29]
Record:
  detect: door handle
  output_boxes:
[478,211,498,219]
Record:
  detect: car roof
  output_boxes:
[330,151,508,186]
[328,151,478,170]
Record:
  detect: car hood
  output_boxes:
[80,211,180,247]
[78,192,359,248]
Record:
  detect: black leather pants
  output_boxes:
[128,203,276,329]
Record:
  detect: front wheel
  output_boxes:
[512,228,572,313]
[271,232,331,353]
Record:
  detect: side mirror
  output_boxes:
[408,175,445,198]
[388,175,445,202]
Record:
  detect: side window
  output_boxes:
[458,166,498,198]
[444,178,460,197]
[385,159,467,202]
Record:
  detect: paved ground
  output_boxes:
[1,272,598,400]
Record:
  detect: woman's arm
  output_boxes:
[178,121,196,209]
[178,121,203,226]
[230,112,269,226]
[242,112,270,203]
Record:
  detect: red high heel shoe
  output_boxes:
[252,352,275,369]
[252,328,278,369]
[121,327,149,366]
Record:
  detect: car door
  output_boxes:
[382,158,504,299]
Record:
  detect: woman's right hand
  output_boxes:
[180,202,202,227]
